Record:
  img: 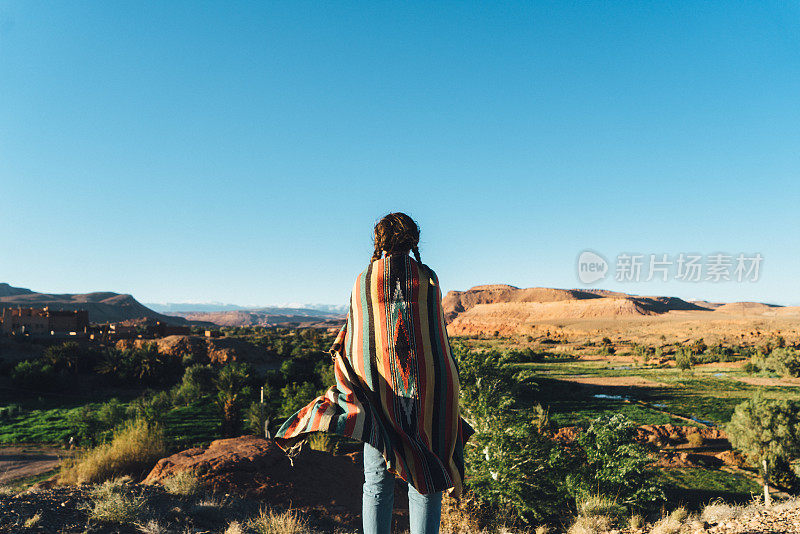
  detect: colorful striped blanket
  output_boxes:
[275,254,472,496]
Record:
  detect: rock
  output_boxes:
[143,435,383,526]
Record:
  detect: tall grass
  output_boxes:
[59,418,167,484]
[246,508,309,534]
[84,477,147,524]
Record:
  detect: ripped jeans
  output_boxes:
[362,442,442,534]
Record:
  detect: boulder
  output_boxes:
[143,435,381,525]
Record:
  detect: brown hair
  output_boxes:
[372,212,422,264]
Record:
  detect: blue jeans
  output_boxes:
[363,442,442,534]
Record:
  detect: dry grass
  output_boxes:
[224,521,246,534]
[86,477,147,524]
[439,494,482,533]
[307,433,333,452]
[629,514,644,530]
[59,419,167,484]
[247,507,310,534]
[23,512,41,528]
[576,494,625,520]
[700,499,740,523]
[685,429,705,448]
[650,507,688,534]
[567,515,613,534]
[0,485,16,497]
[135,519,168,534]
[772,496,800,513]
[162,469,203,497]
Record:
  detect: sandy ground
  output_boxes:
[555,375,671,388]
[729,376,800,387]
[450,308,800,345]
[0,446,68,485]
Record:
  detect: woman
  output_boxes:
[275,212,472,534]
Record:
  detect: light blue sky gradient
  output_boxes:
[2,2,799,306]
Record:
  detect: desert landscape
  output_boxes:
[1,280,799,532]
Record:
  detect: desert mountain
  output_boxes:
[164,309,345,329]
[443,285,707,322]
[442,284,793,336]
[0,284,188,325]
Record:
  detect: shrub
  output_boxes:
[10,359,57,390]
[171,364,216,405]
[66,405,102,447]
[650,507,688,534]
[0,404,21,422]
[85,477,146,524]
[458,350,571,524]
[127,390,172,425]
[675,348,693,371]
[279,382,318,418]
[247,401,273,438]
[567,414,665,511]
[764,348,800,378]
[567,514,613,534]
[97,398,127,431]
[500,348,545,363]
[246,508,309,534]
[162,469,203,497]
[59,419,167,484]
[576,494,626,520]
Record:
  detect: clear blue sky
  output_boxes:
[2,2,799,306]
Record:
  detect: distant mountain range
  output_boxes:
[0,283,346,328]
[0,283,189,325]
[145,302,348,314]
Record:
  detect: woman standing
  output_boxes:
[276,212,471,534]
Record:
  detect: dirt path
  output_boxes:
[557,375,671,388]
[0,446,69,485]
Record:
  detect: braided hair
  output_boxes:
[372,212,422,264]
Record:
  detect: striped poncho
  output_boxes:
[275,254,472,496]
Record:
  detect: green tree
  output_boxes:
[279,382,319,417]
[215,363,252,437]
[675,347,693,371]
[726,393,800,505]
[568,414,664,511]
[457,349,569,524]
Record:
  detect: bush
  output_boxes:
[66,405,102,447]
[59,419,167,484]
[279,382,319,418]
[97,398,127,430]
[246,508,309,534]
[500,348,545,363]
[10,359,58,390]
[0,404,22,422]
[675,348,693,371]
[128,390,172,426]
[763,348,800,378]
[162,469,204,497]
[171,364,216,405]
[567,414,665,511]
[85,477,146,524]
[458,350,571,524]
[246,400,273,438]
